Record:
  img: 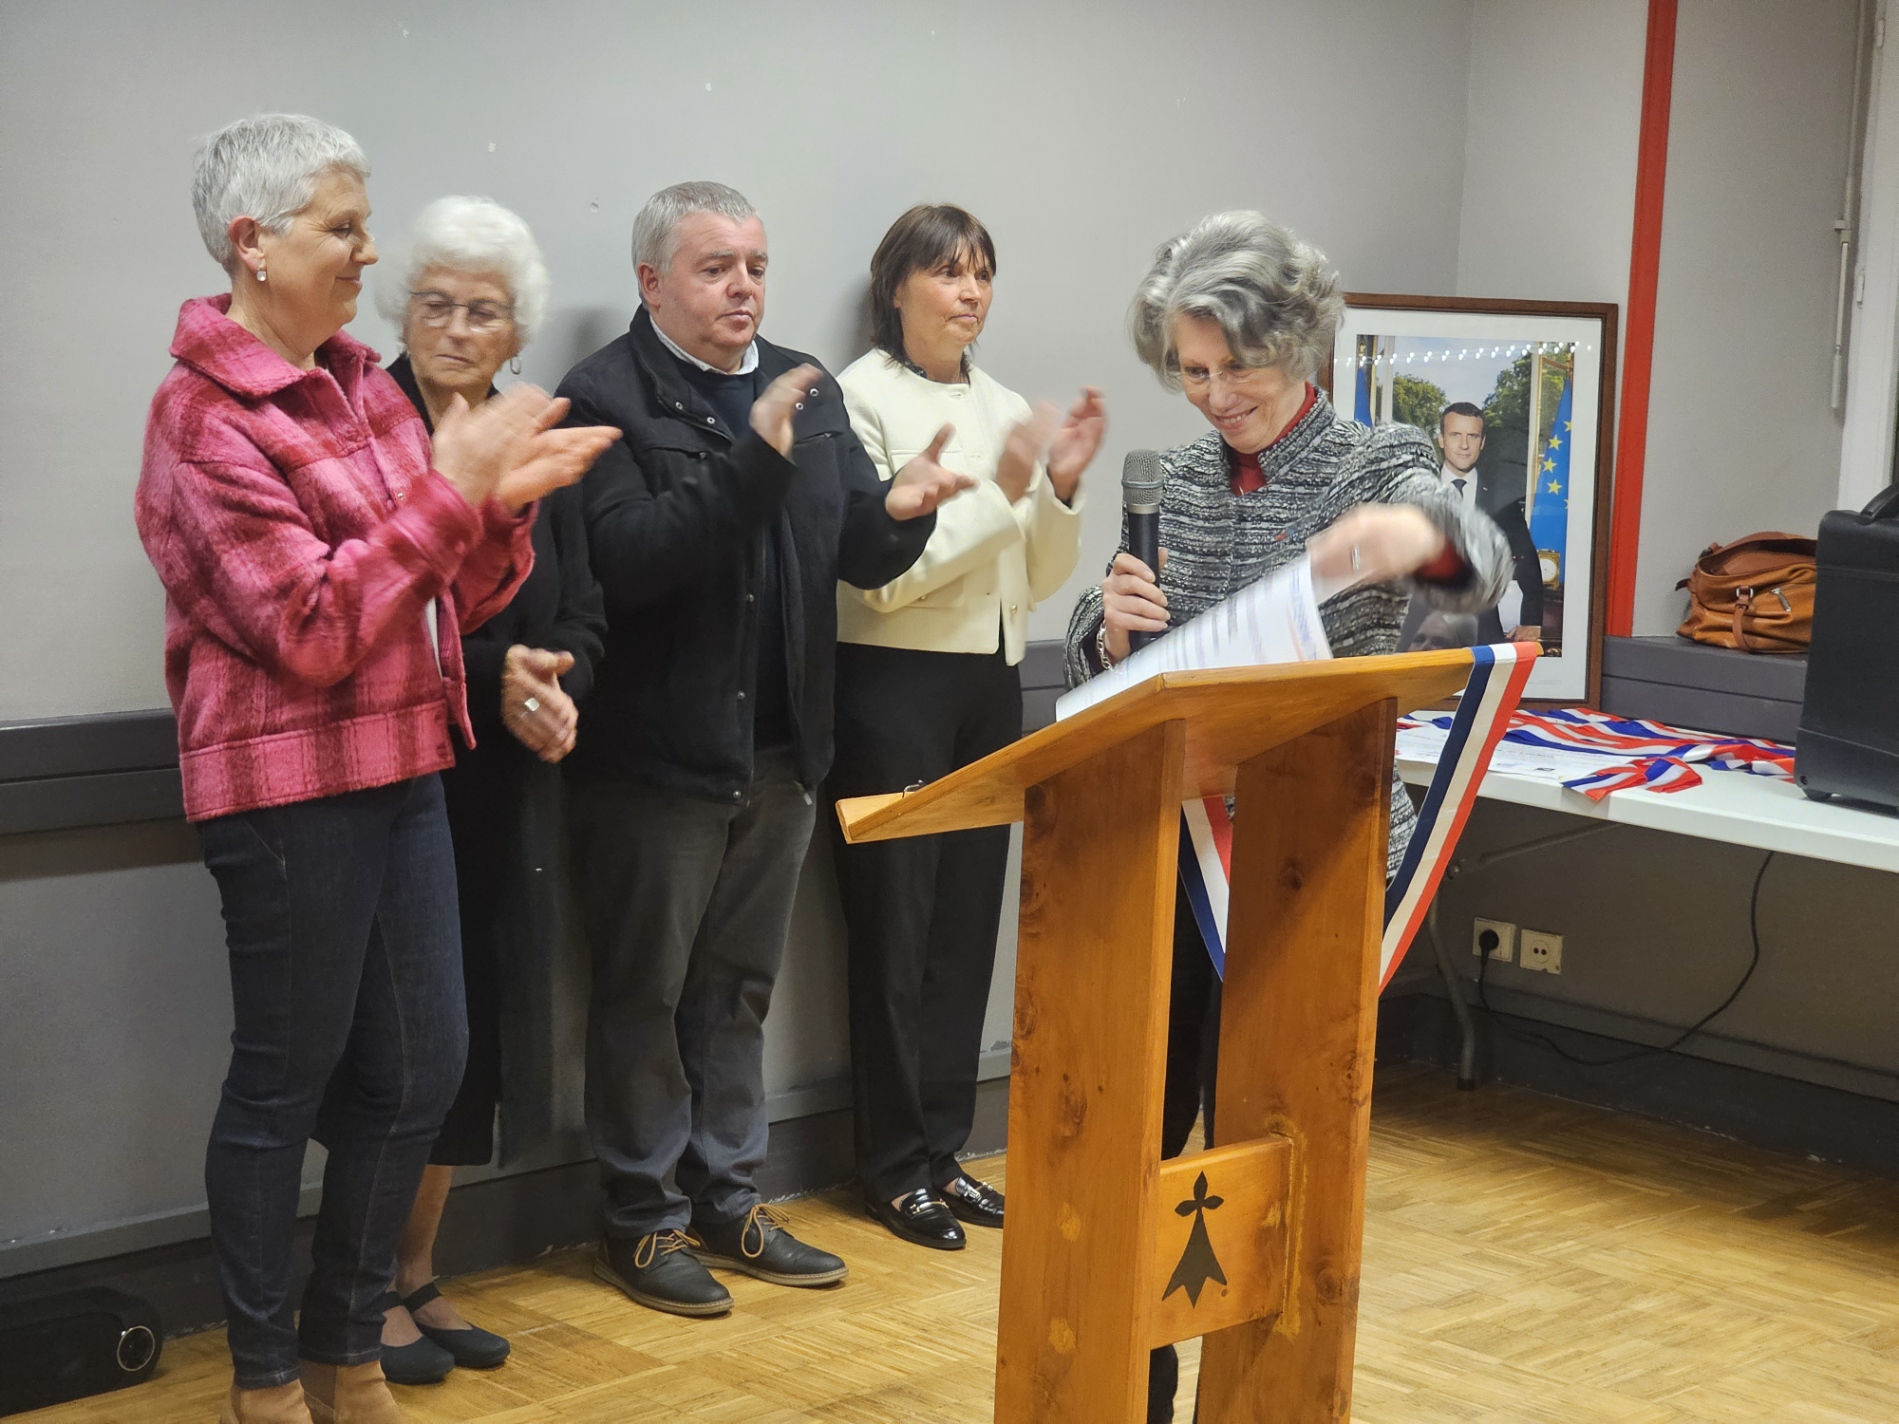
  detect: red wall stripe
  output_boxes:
[1605,0,1679,637]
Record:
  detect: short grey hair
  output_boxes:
[376,196,551,347]
[1129,211,1344,386]
[630,181,757,280]
[192,113,370,274]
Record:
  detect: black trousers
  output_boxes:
[569,749,816,1238]
[827,642,1022,1201]
[430,744,519,1166]
[1152,892,1222,1423]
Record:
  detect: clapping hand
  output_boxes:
[500,645,578,762]
[887,423,978,521]
[432,385,619,513]
[749,364,825,456]
[1045,387,1106,503]
[995,403,1062,504]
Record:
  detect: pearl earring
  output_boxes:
[256,267,267,282]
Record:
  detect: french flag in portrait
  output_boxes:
[1178,642,1536,986]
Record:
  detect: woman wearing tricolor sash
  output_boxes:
[1063,211,1510,1424]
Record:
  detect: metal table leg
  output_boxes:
[1427,898,1479,1090]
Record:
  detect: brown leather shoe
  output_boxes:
[218,1380,313,1424]
[297,1361,406,1424]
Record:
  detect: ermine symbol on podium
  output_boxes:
[1163,1172,1227,1306]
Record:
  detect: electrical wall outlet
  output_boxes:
[1472,918,1516,962]
[1520,930,1563,974]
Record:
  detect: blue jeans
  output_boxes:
[198,776,467,1388]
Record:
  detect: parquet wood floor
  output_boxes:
[23,1065,1899,1422]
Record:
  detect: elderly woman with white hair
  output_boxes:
[363,198,606,1385]
[1063,210,1509,1424]
[135,116,615,1424]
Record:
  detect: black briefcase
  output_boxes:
[1794,485,1899,808]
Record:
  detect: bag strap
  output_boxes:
[1860,485,1899,522]
[1730,591,1756,652]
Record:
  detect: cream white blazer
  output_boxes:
[836,351,1084,665]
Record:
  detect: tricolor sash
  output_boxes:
[1177,642,1536,986]
[1400,705,1794,800]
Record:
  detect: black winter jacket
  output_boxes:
[558,308,934,802]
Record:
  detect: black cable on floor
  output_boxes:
[1474,849,1774,1068]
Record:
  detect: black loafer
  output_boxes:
[868,1187,965,1251]
[378,1293,455,1384]
[937,1172,1005,1230]
[690,1204,849,1287]
[594,1231,733,1317]
[402,1281,510,1369]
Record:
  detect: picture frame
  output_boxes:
[1329,295,1618,706]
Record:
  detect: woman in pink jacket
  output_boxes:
[135,114,614,1424]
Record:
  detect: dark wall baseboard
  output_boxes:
[0,640,1077,835]
[0,1080,1011,1342]
[1376,990,1899,1177]
[0,709,184,833]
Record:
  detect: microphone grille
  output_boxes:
[1121,449,1165,498]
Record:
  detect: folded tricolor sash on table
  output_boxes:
[1178,642,1536,985]
[1401,706,1795,800]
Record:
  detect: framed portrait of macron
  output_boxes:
[1331,295,1618,706]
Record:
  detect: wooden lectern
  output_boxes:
[836,649,1476,1423]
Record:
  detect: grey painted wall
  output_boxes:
[1635,0,1862,634]
[1456,0,1646,311]
[0,0,1476,1269]
[0,0,1474,723]
[1393,795,1899,1099]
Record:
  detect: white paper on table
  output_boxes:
[1394,720,1630,786]
[1055,557,1332,722]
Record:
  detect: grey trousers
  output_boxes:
[569,748,816,1239]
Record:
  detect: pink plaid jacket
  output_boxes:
[136,296,534,821]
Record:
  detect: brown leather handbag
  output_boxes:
[1676,531,1817,652]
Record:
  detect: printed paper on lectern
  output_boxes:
[1054,558,1333,722]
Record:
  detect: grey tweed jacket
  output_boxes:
[1063,391,1511,878]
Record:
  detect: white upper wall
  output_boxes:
[0,0,1868,718]
[1456,0,1646,307]
[1637,0,1861,633]
[1459,0,1861,639]
[0,0,1476,720]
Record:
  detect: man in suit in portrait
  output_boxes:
[1404,401,1543,647]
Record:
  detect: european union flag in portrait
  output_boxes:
[1528,375,1571,561]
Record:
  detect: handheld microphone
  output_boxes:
[1122,449,1166,652]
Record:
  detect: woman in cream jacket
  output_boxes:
[830,205,1105,1250]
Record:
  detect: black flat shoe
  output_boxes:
[594,1232,732,1318]
[868,1187,965,1251]
[402,1281,510,1369]
[690,1204,849,1287]
[937,1172,1005,1230]
[378,1293,454,1384]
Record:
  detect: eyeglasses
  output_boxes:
[409,291,515,333]
[1179,364,1266,395]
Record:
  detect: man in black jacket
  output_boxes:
[558,182,971,1319]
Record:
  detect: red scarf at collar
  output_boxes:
[1228,383,1318,495]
